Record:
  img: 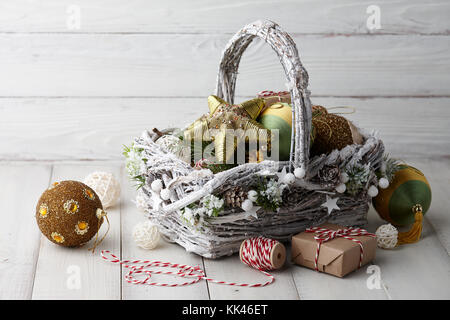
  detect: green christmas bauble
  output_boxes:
[258,102,317,161]
[258,102,292,161]
[373,165,432,226]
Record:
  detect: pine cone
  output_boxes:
[318,165,340,183]
[224,186,247,208]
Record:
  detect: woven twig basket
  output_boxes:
[132,20,384,258]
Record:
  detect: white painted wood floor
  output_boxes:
[0,0,449,299]
[0,157,449,300]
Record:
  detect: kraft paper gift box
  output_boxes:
[291,223,376,278]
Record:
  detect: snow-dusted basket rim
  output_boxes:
[144,20,312,214]
[215,20,311,172]
[129,20,385,258]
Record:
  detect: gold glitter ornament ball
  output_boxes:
[311,113,363,156]
[311,104,328,117]
[36,180,104,247]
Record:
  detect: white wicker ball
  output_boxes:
[376,223,398,249]
[151,179,163,192]
[368,185,379,197]
[294,167,306,179]
[335,183,346,193]
[340,172,349,183]
[378,177,390,189]
[83,171,120,209]
[133,221,160,250]
[160,188,171,200]
[247,190,258,202]
[135,190,147,212]
[242,199,254,211]
[283,173,296,185]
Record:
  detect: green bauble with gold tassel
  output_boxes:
[373,165,432,245]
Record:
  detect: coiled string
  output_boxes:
[240,237,280,271]
[101,237,281,287]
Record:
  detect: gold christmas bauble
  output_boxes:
[311,105,328,117]
[311,113,363,156]
[36,180,104,247]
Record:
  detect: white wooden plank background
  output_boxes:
[0,164,51,299]
[1,0,449,34]
[0,34,448,98]
[0,0,449,300]
[1,97,448,160]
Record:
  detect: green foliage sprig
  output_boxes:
[180,194,224,227]
[344,161,371,196]
[254,177,287,212]
[379,154,401,183]
[123,143,147,189]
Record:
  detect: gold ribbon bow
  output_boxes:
[184,95,271,164]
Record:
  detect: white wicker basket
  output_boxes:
[130,20,384,258]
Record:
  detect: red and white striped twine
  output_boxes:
[100,237,278,288]
[194,158,208,170]
[240,236,279,271]
[305,226,376,271]
[257,90,290,98]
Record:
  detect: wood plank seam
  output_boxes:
[0,32,449,36]
[119,165,124,300]
[425,216,450,257]
[2,95,450,99]
[289,270,301,300]
[30,164,53,298]
[200,257,212,300]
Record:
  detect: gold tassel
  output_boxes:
[397,204,423,245]
[88,209,110,254]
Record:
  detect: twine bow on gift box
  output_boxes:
[305,226,376,271]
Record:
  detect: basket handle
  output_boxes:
[215,20,312,171]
